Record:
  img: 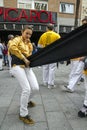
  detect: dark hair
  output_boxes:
[22,25,33,32]
[46,23,54,30]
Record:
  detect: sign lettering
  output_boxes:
[0,7,57,24]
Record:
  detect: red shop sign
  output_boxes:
[0,7,57,24]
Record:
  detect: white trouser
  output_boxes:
[0,58,3,70]
[43,63,56,85]
[67,60,84,91]
[83,74,87,106]
[8,55,12,74]
[11,66,39,117]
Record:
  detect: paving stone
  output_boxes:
[0,115,24,130]
[0,64,86,130]
[46,112,73,130]
[24,122,48,130]
[29,105,46,122]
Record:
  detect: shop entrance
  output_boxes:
[0,30,43,45]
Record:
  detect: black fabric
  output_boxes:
[28,24,87,67]
[11,55,25,66]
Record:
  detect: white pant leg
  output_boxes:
[8,55,12,69]
[67,61,84,90]
[69,61,78,79]
[43,65,49,84]
[0,58,3,70]
[11,66,31,117]
[25,68,39,100]
[8,55,12,74]
[83,74,87,106]
[48,63,56,85]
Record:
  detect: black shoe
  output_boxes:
[28,101,36,108]
[78,105,87,118]
[19,115,35,124]
[80,78,84,82]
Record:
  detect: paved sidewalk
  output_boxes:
[0,64,87,130]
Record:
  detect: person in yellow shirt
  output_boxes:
[38,23,61,89]
[9,25,39,124]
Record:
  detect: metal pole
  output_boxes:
[74,0,80,29]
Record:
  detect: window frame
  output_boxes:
[18,0,32,9]
[0,0,3,6]
[59,2,74,14]
[34,1,48,10]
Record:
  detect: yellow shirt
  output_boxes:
[9,36,33,60]
[38,31,61,48]
[84,70,87,75]
[71,57,83,61]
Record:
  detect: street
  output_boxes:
[0,63,87,130]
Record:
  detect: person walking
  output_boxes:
[0,39,4,70]
[9,25,39,124]
[2,42,8,66]
[64,18,87,93]
[38,23,61,89]
[7,34,14,74]
[78,60,87,117]
[64,57,84,92]
[77,18,87,117]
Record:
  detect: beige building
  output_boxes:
[81,0,87,20]
[0,0,82,41]
[48,0,82,33]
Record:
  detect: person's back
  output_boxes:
[38,23,61,89]
[38,25,60,48]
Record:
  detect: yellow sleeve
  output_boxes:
[9,37,25,60]
[38,33,46,48]
[28,43,33,55]
[57,34,61,39]
[54,33,61,41]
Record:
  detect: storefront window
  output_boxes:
[60,2,74,14]
[18,3,32,9]
[59,25,74,33]
[0,0,3,6]
[34,2,48,10]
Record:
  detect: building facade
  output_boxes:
[81,0,87,21]
[48,0,81,34]
[0,0,82,42]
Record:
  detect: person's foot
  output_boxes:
[80,78,84,82]
[64,86,74,93]
[77,82,81,85]
[0,69,3,71]
[19,115,35,124]
[78,105,87,118]
[48,84,56,89]
[43,82,48,86]
[28,101,36,108]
